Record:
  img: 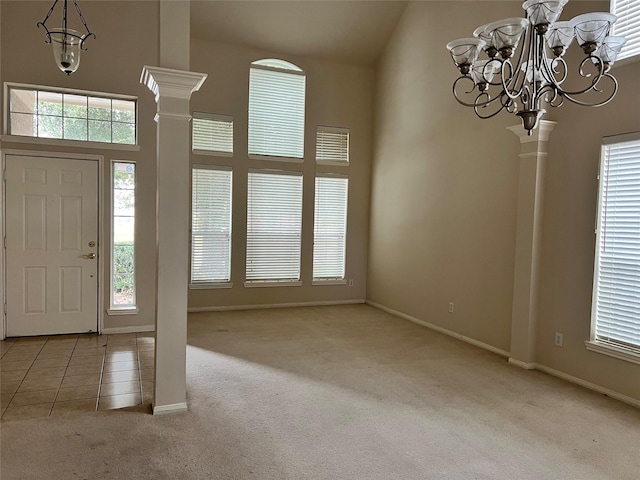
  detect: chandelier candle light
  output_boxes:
[38,0,95,75]
[446,0,627,134]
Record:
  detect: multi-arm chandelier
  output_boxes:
[446,0,627,134]
[38,0,95,75]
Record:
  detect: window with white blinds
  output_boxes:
[191,167,233,285]
[248,59,306,159]
[316,126,350,165]
[246,170,303,284]
[313,176,348,280]
[192,112,233,155]
[611,0,640,60]
[591,135,640,357]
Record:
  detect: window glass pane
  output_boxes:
[89,120,111,142]
[37,91,62,116]
[246,171,303,281]
[112,162,136,308]
[88,96,112,120]
[191,168,233,283]
[10,113,36,136]
[313,176,348,279]
[38,115,62,138]
[316,127,350,164]
[10,89,37,114]
[593,137,640,350]
[63,94,87,118]
[63,117,87,141]
[192,113,233,154]
[112,122,135,145]
[248,61,306,159]
[112,99,136,123]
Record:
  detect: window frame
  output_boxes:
[192,111,234,157]
[190,165,234,289]
[248,59,306,162]
[3,82,139,151]
[108,160,137,315]
[312,174,349,284]
[316,126,350,166]
[610,0,640,63]
[587,131,640,365]
[245,169,304,287]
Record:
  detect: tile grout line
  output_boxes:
[135,333,144,404]
[2,339,48,419]
[96,334,109,410]
[49,336,81,416]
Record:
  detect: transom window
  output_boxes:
[6,84,137,145]
[248,59,306,159]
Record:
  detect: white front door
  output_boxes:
[5,154,99,337]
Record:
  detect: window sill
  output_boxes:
[1,135,140,151]
[312,279,347,286]
[107,307,139,316]
[585,340,640,366]
[192,149,233,157]
[248,154,304,163]
[190,282,233,290]
[244,281,302,288]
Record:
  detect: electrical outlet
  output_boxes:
[554,332,563,347]
[448,302,455,314]
[348,279,354,287]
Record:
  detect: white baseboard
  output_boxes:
[366,300,510,358]
[508,357,536,370]
[534,363,640,409]
[102,324,155,334]
[152,402,188,415]
[188,299,365,313]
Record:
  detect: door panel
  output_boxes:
[6,155,98,337]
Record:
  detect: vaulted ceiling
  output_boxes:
[190,0,408,66]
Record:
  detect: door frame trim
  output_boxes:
[1,148,104,339]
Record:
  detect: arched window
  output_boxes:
[248,59,306,159]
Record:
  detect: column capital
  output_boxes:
[507,120,557,144]
[140,65,207,103]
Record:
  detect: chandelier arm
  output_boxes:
[542,57,568,88]
[452,76,511,109]
[560,75,618,107]
[555,66,610,97]
[474,93,513,119]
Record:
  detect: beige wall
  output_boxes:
[368,1,523,352]
[369,0,640,402]
[536,3,640,400]
[0,1,159,331]
[188,39,373,309]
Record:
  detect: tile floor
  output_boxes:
[0,332,154,421]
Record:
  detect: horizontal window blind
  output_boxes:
[192,112,233,154]
[246,171,303,282]
[313,176,348,280]
[248,62,306,159]
[593,138,640,351]
[316,126,350,164]
[611,0,640,60]
[191,167,232,284]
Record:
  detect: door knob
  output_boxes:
[82,253,96,259]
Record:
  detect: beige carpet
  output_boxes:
[2,304,639,479]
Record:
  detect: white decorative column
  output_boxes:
[141,66,207,414]
[508,120,556,369]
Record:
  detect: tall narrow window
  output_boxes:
[610,0,640,60]
[111,162,136,311]
[246,170,303,284]
[313,176,348,281]
[248,59,306,159]
[191,166,233,285]
[589,134,640,363]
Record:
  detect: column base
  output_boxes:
[152,402,189,415]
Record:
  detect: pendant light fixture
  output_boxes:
[37,0,95,75]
